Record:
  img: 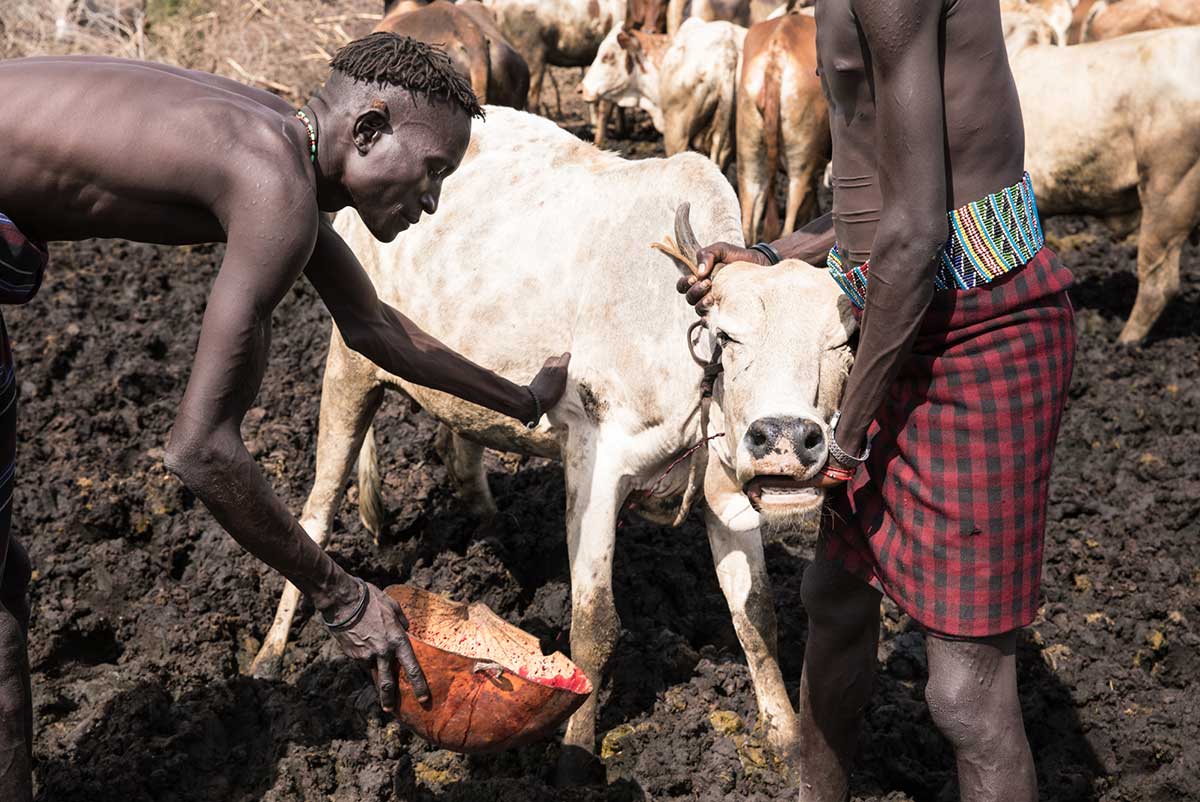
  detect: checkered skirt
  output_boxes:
[820,247,1076,637]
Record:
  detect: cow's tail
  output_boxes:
[759,37,784,241]
[357,425,385,537]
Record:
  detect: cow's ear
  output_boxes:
[831,293,859,348]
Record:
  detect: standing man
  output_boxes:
[681,1,1075,799]
[0,33,569,800]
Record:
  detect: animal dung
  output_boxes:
[380,584,592,754]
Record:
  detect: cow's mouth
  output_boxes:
[744,476,822,513]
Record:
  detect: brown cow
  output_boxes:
[737,11,829,243]
[377,0,530,110]
[1082,0,1200,41]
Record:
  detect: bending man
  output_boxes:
[0,33,569,801]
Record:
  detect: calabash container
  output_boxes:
[381,584,592,753]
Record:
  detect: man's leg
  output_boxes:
[796,556,882,802]
[924,632,1036,802]
[0,516,33,802]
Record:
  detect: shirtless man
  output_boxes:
[681,1,1076,799]
[0,33,569,800]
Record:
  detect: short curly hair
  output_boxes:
[330,32,484,119]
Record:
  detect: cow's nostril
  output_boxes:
[804,431,821,450]
[750,428,768,447]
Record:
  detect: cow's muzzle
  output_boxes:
[741,415,827,516]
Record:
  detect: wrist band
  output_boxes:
[524,385,542,430]
[750,242,782,265]
[323,579,370,631]
[822,464,856,483]
[828,411,871,465]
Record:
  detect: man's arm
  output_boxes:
[771,211,836,264]
[163,178,427,711]
[827,0,949,459]
[304,218,568,422]
[684,214,835,311]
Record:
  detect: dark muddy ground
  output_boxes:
[9,69,1199,802]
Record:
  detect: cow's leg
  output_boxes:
[736,99,770,243]
[703,455,800,770]
[1120,162,1198,343]
[433,425,497,520]
[557,434,625,785]
[249,337,383,678]
[592,99,612,147]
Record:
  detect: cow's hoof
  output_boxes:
[555,745,602,786]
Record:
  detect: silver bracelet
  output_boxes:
[524,385,542,430]
[828,411,871,465]
[322,579,369,631]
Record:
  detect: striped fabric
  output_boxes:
[0,213,47,555]
[827,172,1045,309]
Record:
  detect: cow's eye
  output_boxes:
[715,330,736,346]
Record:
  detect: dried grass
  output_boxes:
[0,0,385,104]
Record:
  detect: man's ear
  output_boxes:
[353,100,391,154]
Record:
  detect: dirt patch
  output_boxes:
[6,71,1198,802]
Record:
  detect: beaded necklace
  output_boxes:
[295,108,317,164]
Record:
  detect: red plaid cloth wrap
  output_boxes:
[0,213,48,552]
[819,247,1076,637]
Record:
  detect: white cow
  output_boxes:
[1004,15,1200,342]
[480,0,624,114]
[581,17,747,169]
[249,107,856,777]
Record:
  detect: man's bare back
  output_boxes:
[0,57,306,244]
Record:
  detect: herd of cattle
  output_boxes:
[45,0,1199,782]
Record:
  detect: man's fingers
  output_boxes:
[676,275,695,294]
[396,636,431,703]
[685,280,711,306]
[376,653,398,713]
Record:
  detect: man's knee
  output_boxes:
[800,559,880,636]
[924,634,1019,749]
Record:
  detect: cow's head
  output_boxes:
[580,25,648,105]
[663,206,857,529]
[1000,4,1060,54]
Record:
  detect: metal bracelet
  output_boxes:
[828,410,871,466]
[524,385,542,430]
[322,579,370,631]
[750,242,782,265]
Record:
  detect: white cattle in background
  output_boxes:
[1002,10,1200,342]
[581,18,747,169]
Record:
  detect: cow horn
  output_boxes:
[674,202,702,266]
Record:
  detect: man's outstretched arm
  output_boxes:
[163,180,427,712]
[827,0,950,459]
[305,218,569,422]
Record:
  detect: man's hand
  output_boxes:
[324,581,430,713]
[526,352,571,420]
[676,242,772,314]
